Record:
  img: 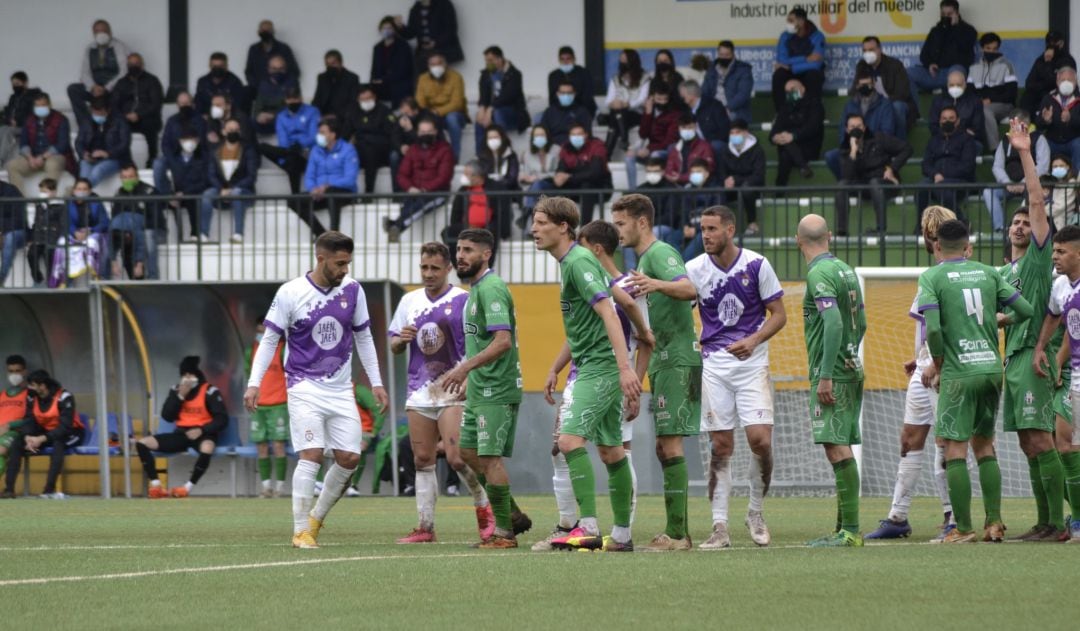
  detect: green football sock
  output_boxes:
[1027,457,1049,526]
[352,454,366,486]
[565,447,596,518]
[1037,449,1065,530]
[509,494,521,514]
[486,483,513,532]
[257,457,271,482]
[0,455,6,476]
[1061,451,1080,519]
[832,458,860,533]
[274,457,288,483]
[606,457,632,528]
[978,456,1003,526]
[662,456,688,539]
[477,473,487,487]
[946,458,973,532]
[316,465,326,483]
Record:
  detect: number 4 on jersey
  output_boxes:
[962,287,984,325]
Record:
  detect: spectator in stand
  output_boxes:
[968,33,1018,150]
[444,160,500,247]
[908,0,977,94]
[652,50,685,106]
[252,56,298,135]
[202,119,259,243]
[152,91,205,194]
[854,36,914,138]
[371,16,415,107]
[638,157,677,237]
[113,162,168,279]
[928,69,986,152]
[26,179,66,287]
[1037,67,1080,169]
[664,113,715,186]
[539,79,593,146]
[206,94,253,147]
[518,125,561,226]
[552,122,611,225]
[826,68,897,179]
[677,158,724,262]
[982,110,1049,232]
[772,7,826,113]
[67,178,110,239]
[344,84,400,193]
[398,0,464,72]
[75,97,131,186]
[4,93,72,195]
[395,97,426,152]
[678,79,730,156]
[475,46,529,154]
[769,77,824,186]
[916,105,977,225]
[719,120,765,236]
[66,20,130,126]
[835,114,912,237]
[1022,32,1077,118]
[164,128,209,243]
[313,50,361,122]
[625,80,680,189]
[245,20,300,88]
[0,178,27,286]
[477,125,518,192]
[1,72,41,164]
[293,116,359,237]
[415,54,468,161]
[195,52,249,117]
[109,53,163,167]
[258,86,319,196]
[1046,155,1080,228]
[602,49,650,157]
[548,46,595,117]
[385,116,454,242]
[701,41,753,124]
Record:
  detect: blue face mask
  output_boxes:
[689,171,706,186]
[679,129,697,142]
[569,135,586,149]
[1053,166,1069,179]
[92,114,106,125]
[33,106,49,118]
[558,93,575,107]
[729,134,745,147]
[559,63,574,74]
[532,135,548,149]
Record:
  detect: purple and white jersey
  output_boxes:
[909,294,932,370]
[685,248,783,368]
[1048,274,1080,390]
[567,274,649,384]
[388,285,469,407]
[263,274,372,393]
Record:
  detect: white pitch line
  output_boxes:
[0,541,492,552]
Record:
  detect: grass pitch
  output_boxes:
[2,495,1075,630]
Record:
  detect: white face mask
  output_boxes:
[459,174,473,187]
[94,32,111,46]
[8,373,24,387]
[645,172,663,185]
[429,65,446,79]
[862,51,878,65]
[679,129,697,142]
[180,139,198,153]
[38,190,52,199]
[1060,80,1077,97]
[210,105,225,120]
[486,138,502,151]
[785,22,797,34]
[947,86,965,99]
[359,100,376,112]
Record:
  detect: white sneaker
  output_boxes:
[345,486,361,497]
[313,481,324,497]
[230,233,243,244]
[446,484,459,497]
[699,522,731,549]
[745,510,771,547]
[531,525,575,551]
[38,492,67,500]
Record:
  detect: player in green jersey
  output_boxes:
[918,219,1033,543]
[615,193,702,551]
[440,228,527,549]
[797,214,867,548]
[533,196,643,552]
[997,119,1069,542]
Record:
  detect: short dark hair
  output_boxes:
[39,178,57,190]
[862,36,882,47]
[315,231,354,254]
[790,6,808,19]
[936,219,969,248]
[210,51,227,63]
[6,354,26,367]
[284,85,302,100]
[568,122,588,135]
[483,46,504,58]
[34,92,50,104]
[677,112,696,127]
[90,96,109,111]
[27,369,54,387]
[940,0,959,10]
[730,118,749,131]
[645,156,666,169]
[700,206,736,225]
[10,71,27,83]
[649,79,670,96]
[458,228,495,251]
[358,83,376,97]
[557,78,575,90]
[939,105,959,118]
[558,46,575,58]
[689,158,711,171]
[319,115,340,135]
[980,32,1001,48]
[420,241,451,262]
[611,193,656,226]
[1054,224,1080,244]
[717,40,734,52]
[379,15,395,29]
[578,221,620,256]
[119,161,138,173]
[325,49,343,63]
[855,67,874,81]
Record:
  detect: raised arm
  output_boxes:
[1008,117,1048,243]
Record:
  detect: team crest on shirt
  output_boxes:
[584,272,595,282]
[740,274,750,286]
[667,256,677,267]
[815,282,828,294]
[444,306,453,315]
[304,429,314,442]
[657,395,666,409]
[1024,390,1034,405]
[340,298,348,309]
[478,415,487,428]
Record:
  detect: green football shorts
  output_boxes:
[250,404,289,443]
[1003,349,1055,433]
[650,365,702,437]
[936,374,1003,442]
[460,403,519,457]
[809,380,863,446]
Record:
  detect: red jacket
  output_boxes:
[396,139,454,192]
[638,107,682,151]
[557,137,610,187]
[664,138,716,184]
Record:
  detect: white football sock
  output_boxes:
[580,516,600,536]
[414,464,437,531]
[610,524,631,544]
[888,449,923,521]
[456,463,488,508]
[184,481,194,492]
[149,479,162,488]
[748,451,771,513]
[709,453,732,526]
[933,442,952,516]
[292,459,319,534]
[552,453,578,529]
[275,479,286,493]
[262,478,273,490]
[311,463,356,522]
[626,449,638,527]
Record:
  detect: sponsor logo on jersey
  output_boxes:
[1024,390,1034,405]
[657,395,666,409]
[478,415,486,428]
[418,322,445,355]
[465,322,479,335]
[667,256,678,267]
[490,301,502,313]
[584,272,595,283]
[560,300,570,313]
[313,316,343,349]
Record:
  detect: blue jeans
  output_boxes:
[474,107,522,154]
[442,112,467,162]
[981,186,1024,232]
[524,178,555,210]
[824,148,842,180]
[200,187,252,237]
[682,231,704,261]
[79,159,121,186]
[107,212,147,278]
[145,228,165,279]
[1,230,27,286]
[397,196,447,230]
[1048,139,1080,172]
[891,101,909,141]
[907,64,966,94]
[624,149,668,189]
[152,155,172,194]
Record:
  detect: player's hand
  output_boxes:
[883,166,899,185]
[397,325,418,344]
[1042,106,1054,123]
[636,328,656,350]
[725,335,758,361]
[243,386,260,412]
[1007,118,1031,152]
[372,386,390,413]
[1033,348,1050,378]
[903,358,917,378]
[543,371,559,405]
[921,362,938,389]
[816,378,835,405]
[184,427,203,440]
[625,270,660,296]
[25,435,45,453]
[619,366,642,403]
[625,396,640,421]
[439,365,468,396]
[996,312,1010,328]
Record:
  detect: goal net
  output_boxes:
[694,267,1031,497]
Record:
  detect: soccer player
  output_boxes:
[246,319,289,498]
[391,241,495,544]
[1,370,84,499]
[866,206,970,541]
[684,206,787,548]
[0,355,30,477]
[797,214,867,548]
[997,119,1068,542]
[616,193,702,551]
[135,356,229,498]
[532,220,654,551]
[532,197,642,552]
[918,219,1033,543]
[245,232,388,549]
[439,229,526,549]
[1032,224,1080,543]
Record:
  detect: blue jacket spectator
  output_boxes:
[291,118,359,237]
[153,93,207,193]
[701,42,754,123]
[170,143,210,195]
[276,103,320,151]
[67,194,109,236]
[194,53,249,116]
[304,139,360,192]
[838,92,896,144]
[539,99,593,146]
[251,59,298,135]
[371,18,414,107]
[916,108,978,221]
[245,21,301,87]
[771,8,826,112]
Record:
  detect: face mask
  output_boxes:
[655,62,673,75]
[786,91,801,103]
[180,139,198,153]
[1060,80,1076,97]
[418,133,436,146]
[862,51,878,65]
[92,114,107,125]
[179,105,194,117]
[569,135,586,149]
[644,172,663,185]
[73,190,89,199]
[557,93,575,107]
[653,101,667,112]
[429,65,446,79]
[121,178,138,192]
[210,67,226,79]
[8,374,23,387]
[679,128,696,142]
[225,131,241,144]
[128,65,143,76]
[315,133,328,148]
[559,63,574,74]
[857,84,874,97]
[1053,166,1069,179]
[210,105,225,120]
[940,16,952,28]
[947,86,965,99]
[689,172,706,186]
[848,128,864,139]
[940,121,957,134]
[95,32,111,46]
[486,63,498,73]
[717,57,733,68]
[34,106,49,118]
[326,66,342,76]
[381,28,395,40]
[983,51,1001,63]
[532,135,547,149]
[785,22,797,34]
[729,134,745,148]
[38,190,52,199]
[486,138,502,151]
[359,99,376,112]
[459,174,473,187]
[271,72,287,82]
[12,84,24,94]
[287,102,301,113]
[258,31,273,42]
[254,333,263,343]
